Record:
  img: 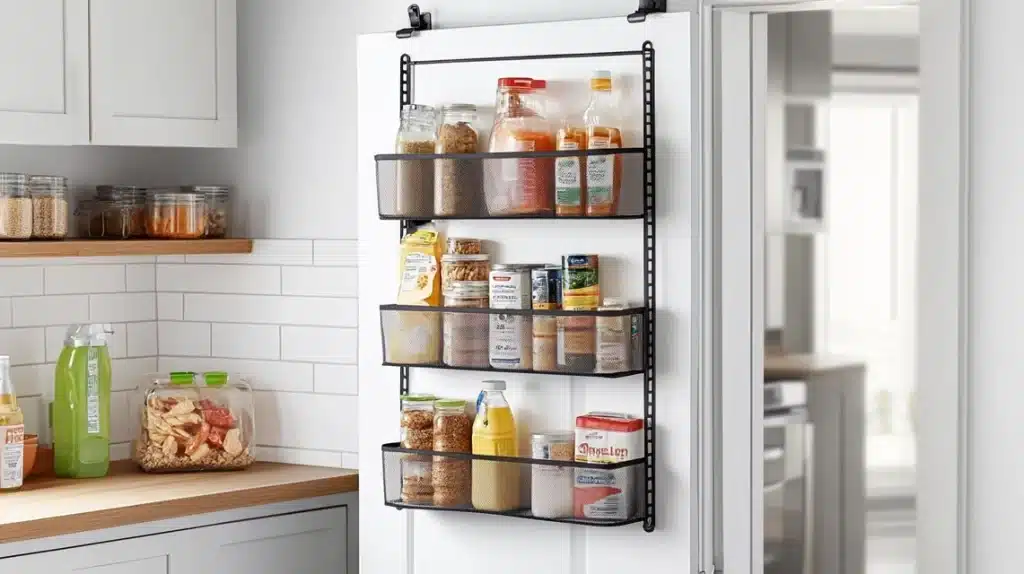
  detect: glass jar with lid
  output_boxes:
[400,394,436,504]
[442,281,490,368]
[28,176,69,239]
[0,173,32,240]
[395,104,437,218]
[434,104,481,216]
[97,185,147,238]
[188,186,230,238]
[432,399,472,507]
[486,78,555,215]
[147,190,207,239]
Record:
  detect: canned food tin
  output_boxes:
[531,265,563,310]
[562,254,600,311]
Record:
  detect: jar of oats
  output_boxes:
[0,173,31,240]
[29,176,69,239]
[400,394,436,505]
[432,399,472,507]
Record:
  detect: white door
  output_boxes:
[89,0,237,147]
[0,0,89,145]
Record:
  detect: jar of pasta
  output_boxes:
[432,399,472,507]
[147,191,206,239]
[441,254,490,295]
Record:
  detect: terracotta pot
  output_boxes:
[22,434,38,479]
[32,445,54,477]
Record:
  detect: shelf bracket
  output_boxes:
[628,0,666,23]
[396,4,432,39]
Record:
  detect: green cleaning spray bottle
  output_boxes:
[54,324,113,478]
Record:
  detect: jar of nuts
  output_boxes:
[400,394,436,504]
[0,173,31,240]
[441,253,490,296]
[29,176,69,239]
[190,185,230,238]
[432,399,472,507]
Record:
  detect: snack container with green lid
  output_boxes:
[133,371,255,473]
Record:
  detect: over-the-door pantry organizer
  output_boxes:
[375,44,657,532]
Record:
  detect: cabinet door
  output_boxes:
[786,12,832,100]
[0,533,175,574]
[0,0,89,145]
[207,507,348,574]
[89,0,237,147]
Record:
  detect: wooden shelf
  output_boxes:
[0,239,253,259]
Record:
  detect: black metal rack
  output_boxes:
[379,43,657,533]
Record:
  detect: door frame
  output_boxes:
[697,2,969,574]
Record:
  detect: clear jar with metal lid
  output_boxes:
[188,185,230,238]
[0,173,31,240]
[147,191,206,239]
[97,186,147,238]
[29,176,69,239]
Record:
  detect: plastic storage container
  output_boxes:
[442,281,490,368]
[191,185,230,238]
[147,191,207,239]
[97,186,148,238]
[29,176,69,239]
[395,104,438,218]
[435,103,481,216]
[441,253,490,295]
[0,173,32,240]
[134,371,255,472]
[400,394,436,504]
[432,399,472,507]
[487,78,555,215]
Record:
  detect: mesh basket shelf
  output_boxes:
[382,442,645,527]
[376,148,646,220]
[380,304,646,378]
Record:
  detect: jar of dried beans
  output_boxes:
[395,104,437,218]
[400,394,436,504]
[435,104,481,216]
[432,399,472,507]
[29,176,69,239]
[0,173,31,240]
[147,191,206,239]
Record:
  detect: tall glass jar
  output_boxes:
[432,399,472,507]
[147,191,207,239]
[190,186,230,238]
[0,173,31,240]
[395,104,437,218]
[435,104,480,216]
[486,78,555,215]
[400,394,436,504]
[29,176,69,239]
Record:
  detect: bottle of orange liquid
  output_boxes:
[471,380,520,511]
[583,71,623,217]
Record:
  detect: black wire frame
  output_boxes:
[393,43,657,532]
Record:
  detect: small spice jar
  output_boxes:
[432,399,472,507]
[435,104,481,216]
[395,104,437,218]
[443,281,490,368]
[29,176,69,239]
[400,394,436,504]
[147,191,206,239]
[0,173,32,240]
[190,185,230,238]
[441,253,490,296]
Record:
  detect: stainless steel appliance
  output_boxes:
[764,380,813,574]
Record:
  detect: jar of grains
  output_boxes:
[400,395,436,504]
[435,104,481,216]
[443,281,490,368]
[147,191,207,239]
[0,173,31,240]
[441,253,490,296]
[395,104,437,218]
[432,399,473,507]
[190,185,230,238]
[29,176,69,239]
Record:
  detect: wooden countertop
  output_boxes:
[764,353,866,380]
[0,461,358,545]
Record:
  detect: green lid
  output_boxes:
[204,371,229,387]
[401,394,436,402]
[435,399,467,408]
[169,372,196,386]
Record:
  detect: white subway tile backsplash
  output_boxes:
[110,442,132,461]
[156,255,185,263]
[0,256,155,267]
[0,328,46,366]
[10,363,52,397]
[0,267,44,297]
[341,452,358,470]
[256,446,343,468]
[184,294,357,327]
[158,356,314,393]
[281,267,357,298]
[185,240,313,266]
[157,293,184,320]
[281,326,357,365]
[127,322,158,358]
[0,299,9,328]
[211,323,280,360]
[313,240,358,267]
[126,264,156,292]
[157,264,282,295]
[314,364,358,395]
[90,293,156,323]
[113,357,158,392]
[110,390,134,443]
[18,396,44,437]
[254,392,357,452]
[158,322,211,357]
[45,265,125,295]
[13,295,89,327]
[45,323,127,362]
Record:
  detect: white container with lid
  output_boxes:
[530,430,575,518]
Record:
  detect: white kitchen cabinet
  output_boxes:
[0,0,89,145]
[785,12,832,101]
[89,0,237,147]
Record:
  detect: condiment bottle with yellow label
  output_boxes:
[583,70,623,217]
[0,355,24,491]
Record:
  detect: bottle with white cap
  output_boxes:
[471,380,520,511]
[54,324,113,478]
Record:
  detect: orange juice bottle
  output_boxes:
[583,71,623,217]
[471,380,520,511]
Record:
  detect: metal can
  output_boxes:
[489,265,533,370]
[531,265,563,310]
[489,264,532,310]
[562,254,600,311]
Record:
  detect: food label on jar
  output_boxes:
[490,270,529,310]
[0,424,24,490]
[556,141,582,209]
[503,139,535,182]
[586,137,618,208]
[87,348,100,434]
[490,314,528,369]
